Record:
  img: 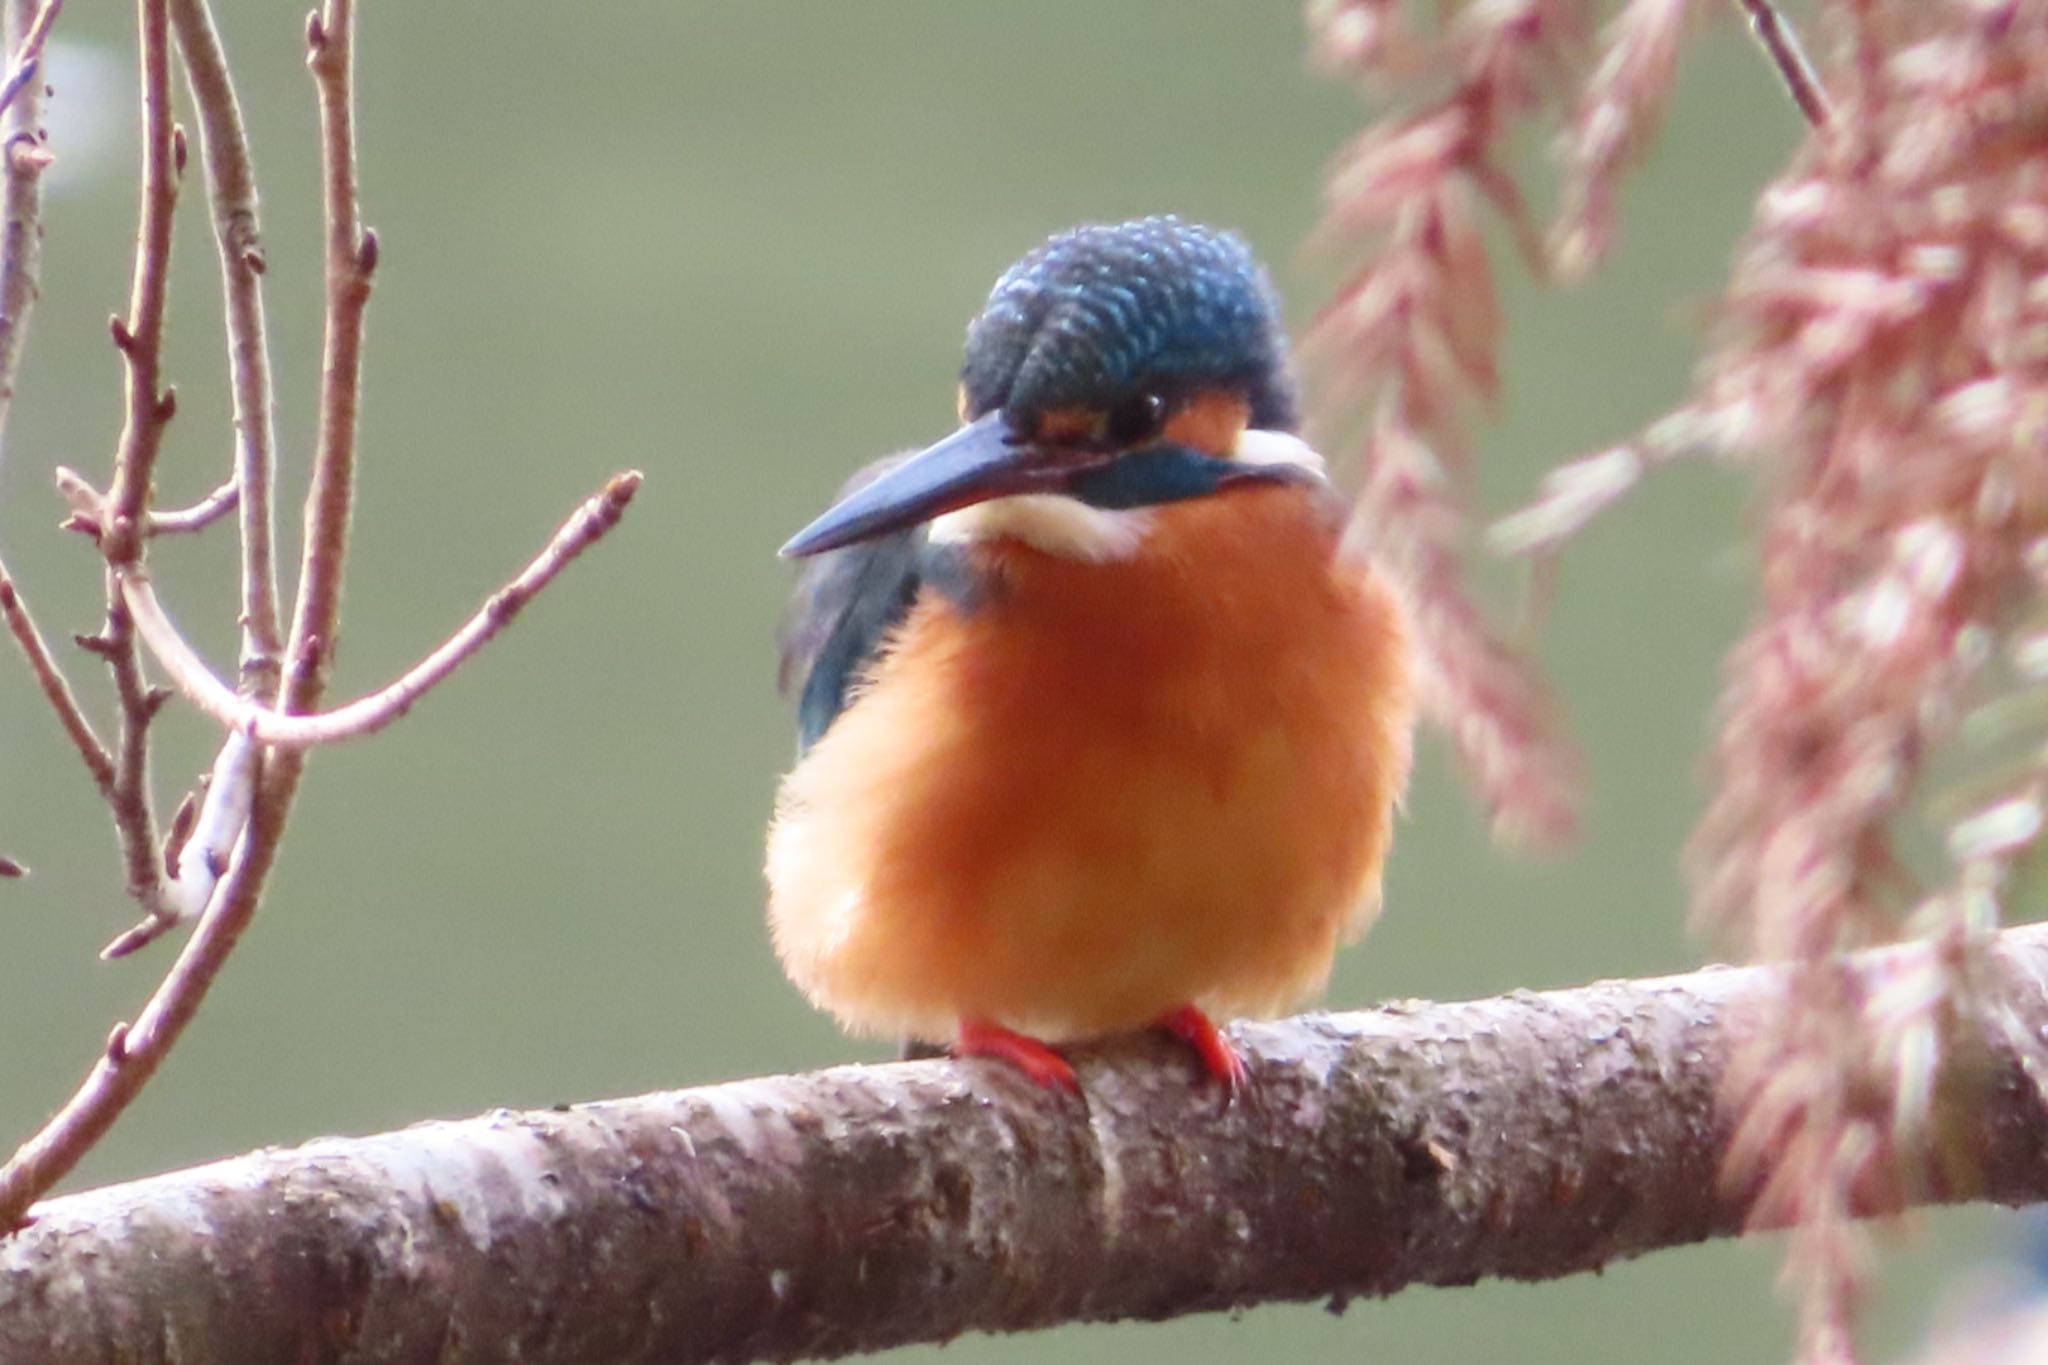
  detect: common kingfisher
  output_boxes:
[769,217,1414,1093]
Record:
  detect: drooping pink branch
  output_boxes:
[1307,1,1591,848]
[121,471,642,748]
[1487,7,2048,1357]
[1553,0,1695,277]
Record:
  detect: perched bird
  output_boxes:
[768,217,1413,1093]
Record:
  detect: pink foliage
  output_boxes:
[1309,1,2048,1360]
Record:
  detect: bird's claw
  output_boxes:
[1157,1004,1248,1100]
[953,1018,1080,1093]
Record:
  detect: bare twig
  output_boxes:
[146,478,236,534]
[0,575,112,792]
[82,0,183,928]
[101,0,179,565]
[166,0,280,695]
[6,927,2048,1362]
[0,766,287,1232]
[0,0,55,125]
[97,917,171,959]
[0,0,97,803]
[1734,0,1831,129]
[278,0,370,725]
[122,471,641,747]
[0,0,256,1230]
[96,599,173,919]
[1,0,640,1240]
[0,0,54,438]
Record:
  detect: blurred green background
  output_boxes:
[0,4,2014,1361]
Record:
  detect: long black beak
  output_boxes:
[781,412,1070,558]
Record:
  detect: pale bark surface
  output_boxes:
[6,928,2048,1365]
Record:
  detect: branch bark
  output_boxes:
[6,928,2048,1365]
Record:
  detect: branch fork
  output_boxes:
[0,0,643,1235]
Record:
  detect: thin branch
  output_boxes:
[99,729,255,958]
[6,928,2048,1362]
[75,0,183,928]
[0,0,55,125]
[93,599,173,923]
[120,470,642,748]
[0,574,112,792]
[166,0,281,696]
[101,0,179,563]
[0,0,644,1238]
[0,0,97,805]
[0,755,287,1233]
[278,0,370,723]
[1734,0,1831,129]
[146,477,236,534]
[0,0,55,438]
[0,0,256,1230]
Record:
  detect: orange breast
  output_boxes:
[766,482,1413,1043]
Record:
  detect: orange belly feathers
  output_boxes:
[766,482,1412,1050]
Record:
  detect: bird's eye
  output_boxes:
[1104,392,1167,447]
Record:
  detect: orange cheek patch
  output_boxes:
[1031,407,1104,444]
[1162,391,1251,457]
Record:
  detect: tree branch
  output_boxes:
[0,0,52,434]
[0,0,56,123]
[166,0,281,695]
[0,0,644,1238]
[0,749,287,1232]
[0,0,102,797]
[145,476,236,534]
[278,0,369,723]
[0,572,112,791]
[119,470,641,748]
[79,0,182,930]
[1733,0,1830,129]
[0,0,337,1231]
[0,0,89,812]
[5,928,2047,1364]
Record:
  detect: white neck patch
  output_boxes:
[928,495,1150,562]
[1232,427,1328,474]
[924,430,1325,562]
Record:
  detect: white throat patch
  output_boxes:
[923,430,1326,562]
[1232,427,1328,474]
[928,495,1150,562]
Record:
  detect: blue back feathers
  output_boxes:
[778,524,926,753]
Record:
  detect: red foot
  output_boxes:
[953,1018,1080,1094]
[1157,1005,1248,1098]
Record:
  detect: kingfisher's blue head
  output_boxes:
[782,216,1308,558]
[958,217,1297,434]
